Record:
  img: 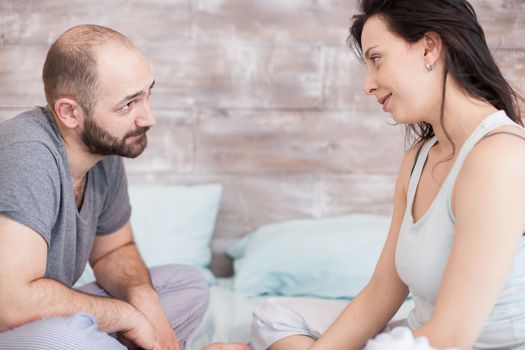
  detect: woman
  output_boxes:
[251,0,525,349]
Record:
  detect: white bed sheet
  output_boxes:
[185,278,414,350]
[186,278,266,349]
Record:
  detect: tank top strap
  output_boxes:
[445,110,517,186]
[406,137,437,209]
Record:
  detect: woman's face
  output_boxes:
[361,15,440,124]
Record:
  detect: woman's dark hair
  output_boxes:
[348,0,524,149]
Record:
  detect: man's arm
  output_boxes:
[0,214,155,349]
[90,220,180,350]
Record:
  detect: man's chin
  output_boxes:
[121,136,147,158]
[124,148,146,159]
[123,142,147,158]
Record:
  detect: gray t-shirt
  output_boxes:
[0,106,131,286]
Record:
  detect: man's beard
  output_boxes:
[80,117,149,158]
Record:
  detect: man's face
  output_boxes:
[79,42,156,158]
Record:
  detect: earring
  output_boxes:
[425,63,433,72]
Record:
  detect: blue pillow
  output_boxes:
[228,214,389,299]
[75,183,222,287]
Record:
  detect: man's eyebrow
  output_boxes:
[116,80,156,106]
[364,45,378,59]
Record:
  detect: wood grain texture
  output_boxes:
[472,0,525,49]
[0,0,192,45]
[1,0,523,48]
[493,49,525,96]
[193,109,404,173]
[144,43,323,109]
[192,0,355,46]
[0,45,47,108]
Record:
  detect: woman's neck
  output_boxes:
[428,81,498,156]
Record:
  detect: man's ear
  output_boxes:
[53,98,83,129]
[422,32,442,68]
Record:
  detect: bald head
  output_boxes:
[42,24,136,117]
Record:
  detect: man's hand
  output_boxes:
[119,305,158,350]
[150,314,180,350]
[89,223,181,349]
[129,287,181,350]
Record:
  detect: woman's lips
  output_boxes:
[379,93,392,112]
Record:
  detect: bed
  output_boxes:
[186,279,415,349]
[76,184,412,349]
[186,278,265,348]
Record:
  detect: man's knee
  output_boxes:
[151,263,209,310]
[151,263,207,287]
[0,313,125,350]
[151,264,210,341]
[175,265,210,324]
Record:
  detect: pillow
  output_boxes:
[74,183,222,287]
[227,214,389,299]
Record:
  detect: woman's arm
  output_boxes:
[308,145,421,350]
[414,133,525,349]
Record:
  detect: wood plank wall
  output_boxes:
[1,0,524,275]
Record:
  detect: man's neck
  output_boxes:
[50,114,104,183]
[64,134,103,183]
[62,135,104,210]
[47,106,103,183]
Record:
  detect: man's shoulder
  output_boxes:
[0,107,64,174]
[0,106,62,153]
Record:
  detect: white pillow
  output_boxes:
[75,183,222,287]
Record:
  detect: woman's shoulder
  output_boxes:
[454,124,525,235]
[469,124,525,169]
[459,124,525,192]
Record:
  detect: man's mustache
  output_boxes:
[125,127,150,138]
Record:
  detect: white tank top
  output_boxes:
[396,110,525,349]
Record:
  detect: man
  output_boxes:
[0,24,209,349]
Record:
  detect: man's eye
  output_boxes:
[121,101,134,111]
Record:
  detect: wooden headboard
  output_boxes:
[0,0,523,276]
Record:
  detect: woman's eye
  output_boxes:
[370,55,380,63]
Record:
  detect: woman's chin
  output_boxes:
[389,112,412,125]
[386,111,401,123]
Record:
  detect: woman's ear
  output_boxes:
[423,32,443,68]
[53,98,83,129]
